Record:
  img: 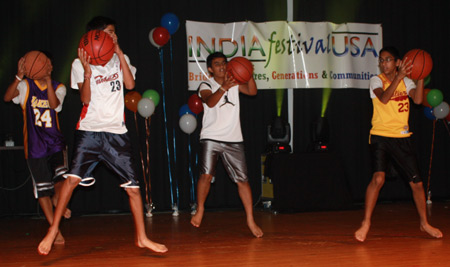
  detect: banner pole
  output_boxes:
[287,0,294,153]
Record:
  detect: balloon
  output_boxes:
[137,98,155,118]
[160,13,180,35]
[179,104,195,117]
[124,91,141,113]
[142,89,160,107]
[152,27,170,47]
[422,89,431,108]
[427,89,443,107]
[179,114,197,134]
[446,109,450,122]
[433,101,449,119]
[187,94,203,114]
[424,106,436,120]
[424,75,431,87]
[148,28,161,49]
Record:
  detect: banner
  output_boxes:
[186,20,382,90]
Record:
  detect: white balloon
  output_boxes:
[137,98,155,118]
[148,28,161,49]
[179,114,197,134]
[433,101,449,119]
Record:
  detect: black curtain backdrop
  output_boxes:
[1,0,449,216]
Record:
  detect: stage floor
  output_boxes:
[1,201,449,266]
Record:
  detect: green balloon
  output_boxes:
[142,89,160,106]
[426,89,443,107]
[424,75,431,87]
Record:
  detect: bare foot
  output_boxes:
[190,208,204,227]
[37,227,58,255]
[63,208,72,219]
[137,238,168,253]
[248,220,263,238]
[355,222,371,242]
[54,231,65,245]
[420,224,443,239]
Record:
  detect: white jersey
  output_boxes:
[71,54,136,134]
[198,79,242,142]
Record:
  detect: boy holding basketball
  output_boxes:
[354,46,443,242]
[190,52,263,238]
[38,16,167,255]
[4,51,70,245]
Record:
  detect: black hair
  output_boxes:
[86,16,116,32]
[379,46,400,60]
[206,52,227,69]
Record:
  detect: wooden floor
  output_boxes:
[1,201,449,266]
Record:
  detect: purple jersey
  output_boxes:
[22,78,65,159]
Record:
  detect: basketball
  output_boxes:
[23,51,49,80]
[403,49,432,80]
[79,30,115,65]
[226,57,253,84]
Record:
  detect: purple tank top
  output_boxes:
[23,78,65,159]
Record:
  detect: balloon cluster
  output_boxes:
[125,89,160,118]
[423,88,449,121]
[179,94,203,134]
[149,13,180,48]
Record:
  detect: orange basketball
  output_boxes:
[23,51,49,80]
[226,57,253,84]
[79,30,115,65]
[403,49,433,80]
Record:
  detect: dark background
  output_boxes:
[1,0,449,216]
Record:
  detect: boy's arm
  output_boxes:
[238,77,257,96]
[112,36,135,90]
[43,64,60,109]
[77,48,92,105]
[4,57,25,102]
[408,79,424,105]
[200,74,236,107]
[375,58,412,104]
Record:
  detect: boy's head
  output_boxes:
[379,46,400,61]
[206,52,227,76]
[86,16,116,32]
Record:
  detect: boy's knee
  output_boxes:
[372,172,385,186]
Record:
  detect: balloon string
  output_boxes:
[426,119,436,201]
[135,112,150,206]
[145,117,152,203]
[442,119,450,137]
[188,136,195,203]
[169,40,180,208]
[159,48,175,207]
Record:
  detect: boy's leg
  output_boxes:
[410,181,443,238]
[38,176,79,255]
[355,171,385,242]
[236,181,263,238]
[125,187,168,253]
[191,173,213,227]
[53,181,72,219]
[38,196,65,245]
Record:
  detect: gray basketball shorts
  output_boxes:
[199,139,248,183]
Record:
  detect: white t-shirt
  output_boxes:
[369,75,416,99]
[71,54,136,134]
[199,79,243,142]
[13,80,66,113]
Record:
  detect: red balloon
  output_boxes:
[125,91,142,113]
[152,27,170,47]
[188,94,203,114]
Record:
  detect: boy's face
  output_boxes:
[378,51,400,75]
[103,24,117,43]
[208,57,227,78]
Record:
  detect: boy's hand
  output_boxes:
[222,72,237,90]
[78,48,92,77]
[17,57,26,79]
[397,57,413,79]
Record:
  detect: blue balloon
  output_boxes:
[161,13,180,35]
[179,104,195,117]
[424,106,436,120]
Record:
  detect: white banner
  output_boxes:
[186,20,382,90]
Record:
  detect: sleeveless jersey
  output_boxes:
[198,79,243,142]
[20,78,66,159]
[71,54,136,134]
[369,73,414,138]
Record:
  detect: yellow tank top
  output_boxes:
[370,73,411,138]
